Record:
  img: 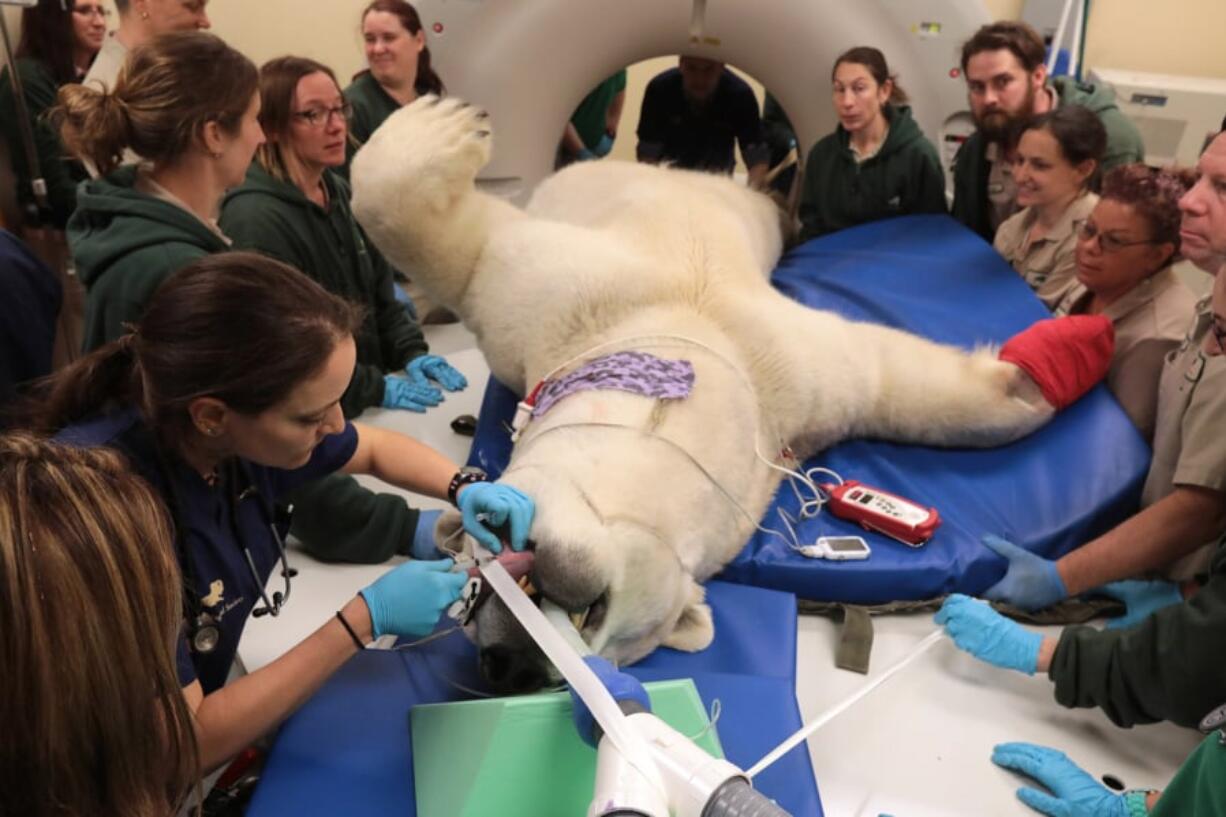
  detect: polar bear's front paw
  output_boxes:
[353,94,493,215]
[406,95,494,177]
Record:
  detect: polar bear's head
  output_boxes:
[436,480,715,694]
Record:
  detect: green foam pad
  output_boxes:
[411,678,723,816]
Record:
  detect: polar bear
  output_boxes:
[351,97,1107,693]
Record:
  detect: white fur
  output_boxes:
[353,97,1053,689]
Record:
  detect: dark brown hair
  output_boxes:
[54,31,258,176]
[255,55,343,183]
[960,20,1047,74]
[27,252,364,441]
[1102,163,1197,258]
[357,0,445,96]
[0,434,198,817]
[1017,105,1107,189]
[832,46,908,105]
[16,0,80,85]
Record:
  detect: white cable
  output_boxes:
[479,558,668,795]
[745,629,946,778]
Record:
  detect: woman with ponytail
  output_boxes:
[53,31,262,351]
[798,46,947,240]
[27,252,533,775]
[340,0,444,178]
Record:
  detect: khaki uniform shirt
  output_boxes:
[993,191,1099,310]
[82,31,126,94]
[1142,296,1226,579]
[1053,267,1197,442]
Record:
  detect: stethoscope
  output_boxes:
[1201,702,1226,747]
[156,450,297,654]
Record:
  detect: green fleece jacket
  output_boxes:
[798,105,946,241]
[219,164,427,418]
[1049,541,1226,729]
[70,166,230,351]
[338,72,401,182]
[0,58,90,228]
[1151,729,1226,817]
[952,77,1146,240]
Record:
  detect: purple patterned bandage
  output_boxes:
[532,351,695,418]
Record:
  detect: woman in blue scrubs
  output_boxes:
[28,251,533,772]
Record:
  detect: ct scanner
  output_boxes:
[412,0,990,201]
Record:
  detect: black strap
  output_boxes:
[335,610,366,652]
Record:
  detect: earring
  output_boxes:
[203,425,221,437]
[210,150,224,160]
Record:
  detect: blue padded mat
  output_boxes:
[465,215,1150,604]
[247,581,821,816]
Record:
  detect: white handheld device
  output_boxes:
[800,535,871,561]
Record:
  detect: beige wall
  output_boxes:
[5,0,1223,127]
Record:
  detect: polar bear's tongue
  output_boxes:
[998,315,1115,411]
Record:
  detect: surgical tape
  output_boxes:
[478,558,669,795]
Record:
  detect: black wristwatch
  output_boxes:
[447,466,489,506]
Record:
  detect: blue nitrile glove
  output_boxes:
[406,354,468,392]
[991,742,1131,817]
[409,509,444,560]
[575,146,596,161]
[934,594,1043,674]
[456,482,534,554]
[592,132,614,157]
[359,558,467,638]
[1094,579,1183,630]
[570,656,652,747]
[382,375,443,412]
[981,534,1068,611]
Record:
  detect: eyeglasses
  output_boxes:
[292,102,353,128]
[72,3,111,17]
[1074,219,1162,254]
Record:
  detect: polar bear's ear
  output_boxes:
[662,580,714,653]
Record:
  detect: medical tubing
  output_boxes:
[479,559,669,798]
[745,629,946,778]
[703,779,791,817]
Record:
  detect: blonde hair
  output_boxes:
[0,434,199,817]
[54,31,257,176]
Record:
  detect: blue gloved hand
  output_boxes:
[981,534,1068,611]
[359,558,467,638]
[406,354,468,392]
[934,593,1042,674]
[569,656,651,747]
[1094,579,1183,630]
[456,482,534,554]
[991,742,1130,817]
[409,508,444,561]
[382,374,443,412]
[575,146,596,161]
[592,132,615,157]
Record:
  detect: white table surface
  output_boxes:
[236,324,1201,816]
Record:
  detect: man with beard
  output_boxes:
[951,21,1144,240]
[636,56,770,190]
